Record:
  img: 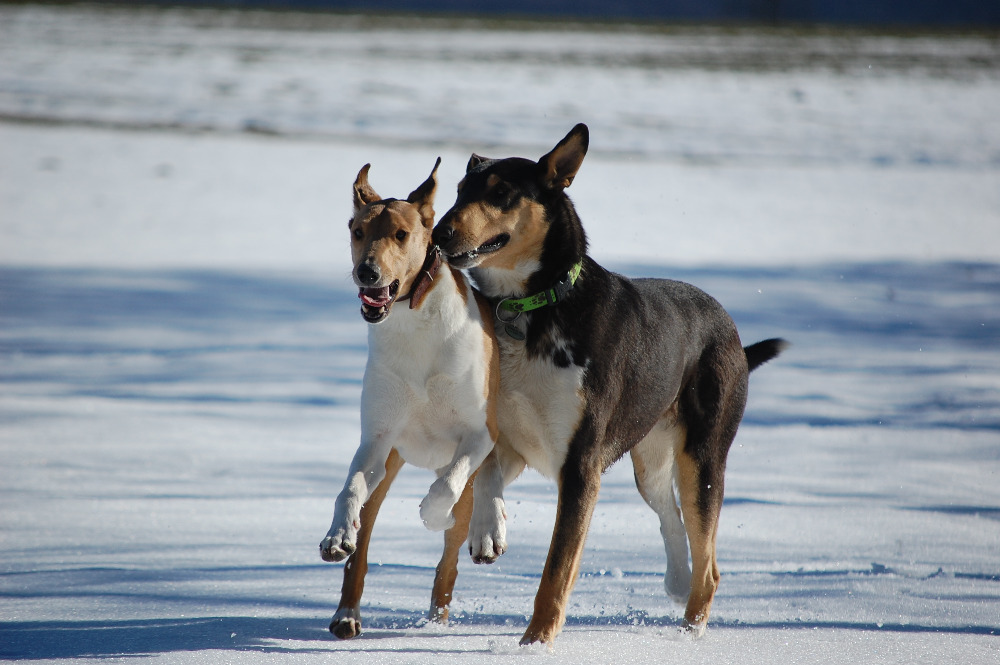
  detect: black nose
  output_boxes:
[356,262,379,285]
[432,223,454,247]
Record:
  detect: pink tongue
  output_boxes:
[359,286,392,307]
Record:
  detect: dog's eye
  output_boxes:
[352,228,363,240]
[489,181,515,208]
[395,229,407,242]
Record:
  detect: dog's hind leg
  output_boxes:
[630,419,692,605]
[330,448,405,639]
[429,471,475,623]
[675,447,722,637]
[674,340,749,636]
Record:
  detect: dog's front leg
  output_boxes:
[320,436,393,563]
[419,428,493,532]
[521,456,602,646]
[330,448,406,639]
[469,444,525,564]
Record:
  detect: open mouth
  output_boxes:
[446,233,510,267]
[358,280,400,323]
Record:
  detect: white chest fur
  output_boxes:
[494,332,586,479]
[471,260,540,299]
[361,271,490,471]
[471,264,586,479]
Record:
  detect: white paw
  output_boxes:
[319,523,358,562]
[419,481,458,532]
[681,617,708,638]
[469,499,507,564]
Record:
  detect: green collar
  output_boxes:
[495,262,583,338]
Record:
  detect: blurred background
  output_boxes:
[2,0,998,268]
[107,0,1000,26]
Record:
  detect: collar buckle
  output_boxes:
[495,297,522,323]
[494,261,583,340]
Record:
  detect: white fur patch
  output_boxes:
[494,331,585,480]
[468,450,509,562]
[631,420,692,604]
[471,260,541,298]
[468,262,585,480]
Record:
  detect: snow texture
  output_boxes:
[1,5,998,663]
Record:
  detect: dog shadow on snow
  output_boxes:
[2,607,996,660]
[2,558,997,660]
[3,262,997,424]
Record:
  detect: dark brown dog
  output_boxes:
[432,124,786,645]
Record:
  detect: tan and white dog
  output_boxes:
[319,160,508,638]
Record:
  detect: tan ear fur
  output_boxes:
[538,123,589,190]
[353,164,382,213]
[406,157,441,229]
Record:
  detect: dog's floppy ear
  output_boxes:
[406,157,440,229]
[353,164,382,213]
[467,153,491,173]
[538,123,589,191]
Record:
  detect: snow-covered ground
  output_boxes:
[1,4,998,663]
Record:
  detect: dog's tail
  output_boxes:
[744,338,789,373]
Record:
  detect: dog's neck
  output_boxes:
[397,245,443,310]
[368,264,465,341]
[469,259,540,299]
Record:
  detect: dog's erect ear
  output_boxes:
[406,157,440,228]
[538,123,589,191]
[353,164,382,213]
[467,153,491,173]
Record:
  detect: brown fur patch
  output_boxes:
[472,287,501,442]
[675,449,721,630]
[445,197,548,272]
[448,265,469,308]
[480,200,548,271]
